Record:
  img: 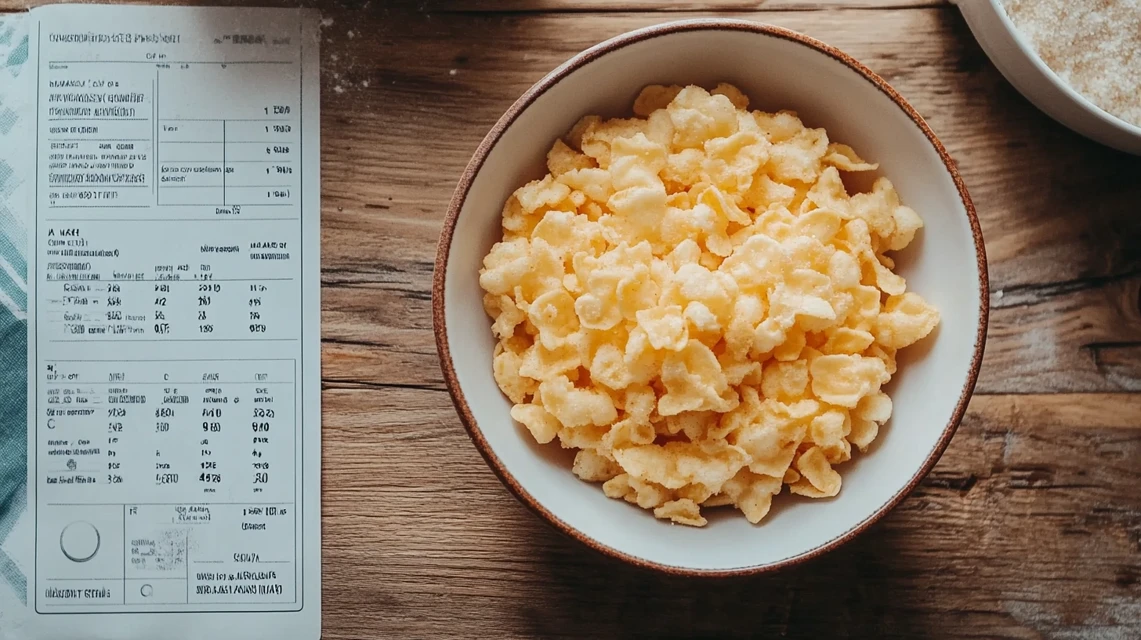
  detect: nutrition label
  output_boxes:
[26,5,320,637]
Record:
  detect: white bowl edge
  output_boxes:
[439,20,987,573]
[954,0,1141,155]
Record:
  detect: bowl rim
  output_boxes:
[961,0,1141,141]
[433,18,990,577]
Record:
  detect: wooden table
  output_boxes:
[6,0,1140,637]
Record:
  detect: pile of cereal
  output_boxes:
[479,84,939,527]
[1002,0,1141,127]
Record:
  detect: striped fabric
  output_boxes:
[0,12,30,615]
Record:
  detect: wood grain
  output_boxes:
[307,6,1141,394]
[426,0,950,12]
[312,5,1137,637]
[322,386,1141,639]
[0,0,951,11]
[968,394,1141,430]
[3,0,1139,637]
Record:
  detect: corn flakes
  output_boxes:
[479,84,940,526]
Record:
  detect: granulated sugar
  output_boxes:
[1002,0,1141,127]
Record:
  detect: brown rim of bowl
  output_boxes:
[432,18,989,578]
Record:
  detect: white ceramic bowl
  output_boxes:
[434,19,988,575]
[954,0,1141,155]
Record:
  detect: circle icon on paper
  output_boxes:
[141,584,154,598]
[60,521,100,563]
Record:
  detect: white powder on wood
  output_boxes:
[1001,0,1141,127]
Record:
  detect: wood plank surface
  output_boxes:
[321,386,1141,639]
[0,0,951,11]
[311,6,1141,394]
[3,0,1140,637]
[427,0,951,12]
[313,5,1139,638]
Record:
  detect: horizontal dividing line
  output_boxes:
[322,262,434,277]
[321,379,447,393]
[38,603,301,611]
[319,338,436,355]
[48,139,150,142]
[45,217,299,221]
[159,157,292,160]
[159,185,292,189]
[49,338,297,343]
[44,577,187,581]
[49,185,149,189]
[1007,483,1106,491]
[43,380,292,384]
[159,140,296,144]
[52,578,191,582]
[1081,340,1141,351]
[320,282,432,301]
[49,277,293,281]
[157,202,291,206]
[170,204,292,208]
[971,391,1141,396]
[321,337,396,350]
[161,118,294,122]
[49,205,298,211]
[43,358,295,362]
[48,118,149,121]
[40,603,150,608]
[46,502,295,506]
[967,393,1141,429]
[50,60,293,65]
[993,268,1141,308]
[431,2,946,15]
[318,282,428,293]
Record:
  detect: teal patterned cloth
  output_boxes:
[0,13,30,610]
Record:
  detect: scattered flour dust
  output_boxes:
[1001,0,1141,126]
[318,16,371,95]
[1005,593,1141,640]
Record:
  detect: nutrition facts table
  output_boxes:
[40,359,298,606]
[25,6,321,637]
[44,47,302,215]
[156,113,297,208]
[46,63,300,210]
